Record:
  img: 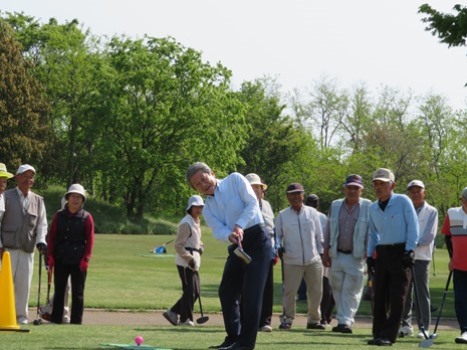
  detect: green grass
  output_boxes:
[1,325,462,350]
[8,233,458,350]
[30,233,456,316]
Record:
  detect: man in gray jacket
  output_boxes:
[322,174,371,334]
[399,180,438,338]
[0,164,47,325]
[275,183,324,330]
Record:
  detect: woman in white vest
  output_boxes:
[163,195,205,326]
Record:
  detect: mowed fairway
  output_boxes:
[1,233,459,349]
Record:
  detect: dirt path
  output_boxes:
[29,308,458,330]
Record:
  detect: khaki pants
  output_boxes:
[282,260,323,324]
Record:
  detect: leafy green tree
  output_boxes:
[419,4,467,47]
[0,19,51,172]
[3,12,102,186]
[95,36,247,221]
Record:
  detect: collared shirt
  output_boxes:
[0,193,4,221]
[414,201,438,261]
[16,187,29,214]
[324,201,360,251]
[337,202,360,251]
[367,193,419,257]
[203,172,264,242]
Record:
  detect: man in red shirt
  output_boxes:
[441,187,467,344]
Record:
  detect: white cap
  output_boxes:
[372,168,395,182]
[407,180,425,189]
[16,164,36,175]
[186,195,204,212]
[245,173,267,190]
[65,184,86,201]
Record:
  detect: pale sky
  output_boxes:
[2,0,466,109]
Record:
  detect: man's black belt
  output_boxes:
[337,249,352,254]
[185,247,202,254]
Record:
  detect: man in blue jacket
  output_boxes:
[366,168,419,346]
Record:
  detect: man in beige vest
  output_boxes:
[0,164,47,325]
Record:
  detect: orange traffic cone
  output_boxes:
[0,251,29,332]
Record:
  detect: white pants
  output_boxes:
[7,249,34,321]
[282,261,323,324]
[329,252,365,326]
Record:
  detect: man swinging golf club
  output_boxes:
[187,162,271,350]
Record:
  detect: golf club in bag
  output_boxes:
[431,270,453,340]
[411,266,432,348]
[195,272,209,324]
[151,239,175,254]
[33,253,44,326]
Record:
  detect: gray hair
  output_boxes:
[186,162,212,184]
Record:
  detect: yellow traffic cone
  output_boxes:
[0,251,29,332]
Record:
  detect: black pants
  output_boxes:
[219,224,271,348]
[51,262,86,324]
[259,259,274,327]
[320,276,335,323]
[170,266,199,322]
[372,244,411,343]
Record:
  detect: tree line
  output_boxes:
[0,7,466,226]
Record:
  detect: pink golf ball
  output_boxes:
[135,335,144,346]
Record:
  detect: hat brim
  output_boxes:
[372,177,391,182]
[0,171,14,179]
[345,182,363,188]
[249,181,267,190]
[286,190,304,194]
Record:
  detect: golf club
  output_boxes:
[431,270,453,340]
[279,252,288,327]
[411,266,432,348]
[195,273,209,324]
[33,253,43,326]
[233,239,252,264]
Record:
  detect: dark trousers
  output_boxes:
[372,244,411,343]
[171,266,199,322]
[219,224,271,348]
[453,269,467,333]
[51,263,86,324]
[259,259,274,327]
[320,276,335,323]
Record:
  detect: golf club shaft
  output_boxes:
[432,270,452,335]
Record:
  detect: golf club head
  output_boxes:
[234,247,252,264]
[196,316,209,324]
[419,338,433,348]
[430,333,438,339]
[33,319,42,326]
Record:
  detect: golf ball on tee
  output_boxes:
[135,335,144,346]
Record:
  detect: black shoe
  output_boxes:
[209,339,235,349]
[370,338,392,346]
[219,343,253,350]
[307,322,326,330]
[332,324,353,334]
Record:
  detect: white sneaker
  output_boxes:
[455,332,467,344]
[179,320,194,326]
[417,330,429,339]
[17,317,28,325]
[163,310,178,326]
[260,325,272,332]
[399,324,414,337]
